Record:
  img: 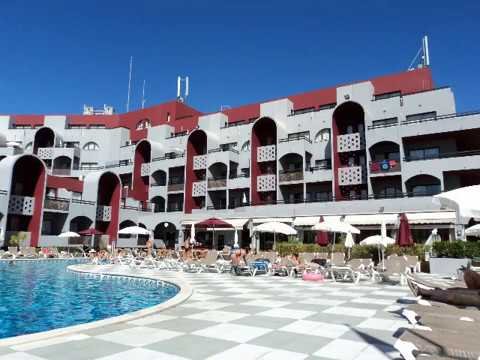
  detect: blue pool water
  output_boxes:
[0,260,179,339]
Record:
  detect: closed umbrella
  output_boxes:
[190,224,196,246]
[196,217,233,249]
[311,220,360,260]
[425,228,441,245]
[345,231,355,259]
[253,221,297,250]
[315,216,329,246]
[396,213,413,247]
[233,228,239,248]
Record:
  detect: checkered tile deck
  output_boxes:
[0,270,413,360]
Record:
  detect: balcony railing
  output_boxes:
[167,204,183,212]
[52,168,72,176]
[71,198,95,205]
[192,181,207,197]
[307,160,332,171]
[337,133,365,153]
[257,174,276,192]
[0,189,7,196]
[193,154,208,170]
[152,152,185,162]
[8,195,35,216]
[369,159,401,174]
[279,134,312,144]
[208,147,239,154]
[229,172,249,179]
[279,170,304,183]
[208,178,227,188]
[44,197,70,212]
[404,149,480,162]
[257,145,276,162]
[141,162,151,177]
[338,166,366,186]
[167,177,184,192]
[96,205,112,222]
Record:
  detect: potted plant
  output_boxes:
[429,241,478,277]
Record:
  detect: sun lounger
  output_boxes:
[328,265,360,284]
[21,247,38,259]
[377,255,410,285]
[330,252,345,266]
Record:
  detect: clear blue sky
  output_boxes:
[1,0,479,114]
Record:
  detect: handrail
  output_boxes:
[152,153,185,161]
[0,190,8,195]
[279,134,312,144]
[71,198,95,205]
[166,131,188,139]
[368,110,480,130]
[220,118,256,128]
[229,173,249,179]
[404,149,480,162]
[208,147,240,154]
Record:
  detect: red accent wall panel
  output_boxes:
[46,175,83,193]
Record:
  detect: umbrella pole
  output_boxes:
[273,231,276,251]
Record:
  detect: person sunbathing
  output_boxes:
[406,265,480,307]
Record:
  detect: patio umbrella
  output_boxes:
[190,223,196,246]
[396,213,413,247]
[311,220,360,255]
[425,228,442,245]
[233,228,239,248]
[433,185,480,222]
[465,224,480,237]
[360,235,396,246]
[79,228,103,248]
[253,221,297,250]
[196,217,233,249]
[345,231,355,259]
[58,231,80,238]
[118,226,151,235]
[315,216,329,246]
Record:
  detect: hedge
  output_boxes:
[432,240,480,259]
[276,241,429,262]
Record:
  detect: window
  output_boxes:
[408,147,439,161]
[82,142,100,151]
[314,129,330,143]
[412,184,441,196]
[371,117,398,128]
[136,119,151,130]
[25,142,32,150]
[374,91,401,101]
[88,124,106,129]
[220,142,237,151]
[241,141,250,152]
[288,131,310,141]
[64,141,79,148]
[405,111,437,123]
[81,162,99,169]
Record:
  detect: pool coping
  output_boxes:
[0,264,193,347]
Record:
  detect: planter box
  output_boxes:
[429,257,470,278]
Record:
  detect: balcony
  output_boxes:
[43,197,70,212]
[96,205,112,222]
[257,174,276,192]
[51,168,72,176]
[257,145,276,162]
[208,177,227,189]
[8,195,35,216]
[193,154,208,170]
[167,177,184,192]
[404,149,480,162]
[279,170,304,183]
[37,147,80,160]
[337,133,365,153]
[369,159,401,174]
[338,166,366,186]
[192,181,207,197]
[141,162,151,177]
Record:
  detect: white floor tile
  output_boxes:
[351,297,394,306]
[299,298,345,306]
[96,326,182,347]
[11,334,90,351]
[323,306,377,318]
[243,299,290,308]
[206,344,308,360]
[314,339,369,360]
[127,314,177,326]
[96,348,190,360]
[229,293,272,299]
[182,301,231,310]
[193,323,272,343]
[190,293,222,301]
[358,318,408,332]
[354,345,399,360]
[0,353,47,360]
[185,310,249,323]
[257,308,316,319]
[371,290,408,297]
[280,320,349,339]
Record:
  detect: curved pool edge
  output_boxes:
[0,264,193,347]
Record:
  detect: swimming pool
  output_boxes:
[0,260,179,339]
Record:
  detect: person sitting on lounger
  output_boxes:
[406,265,480,307]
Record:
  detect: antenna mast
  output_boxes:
[176,76,190,103]
[408,35,430,70]
[141,80,146,109]
[126,56,133,112]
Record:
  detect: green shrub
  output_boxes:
[432,240,480,258]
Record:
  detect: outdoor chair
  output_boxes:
[328,265,361,284]
[199,251,222,273]
[377,255,410,285]
[403,255,421,273]
[330,252,345,266]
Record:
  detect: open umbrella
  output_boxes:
[396,213,413,247]
[253,221,297,250]
[196,217,233,249]
[433,185,480,222]
[360,235,396,246]
[315,216,329,246]
[58,231,80,238]
[79,228,103,248]
[465,224,480,237]
[118,226,151,235]
[311,220,360,259]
